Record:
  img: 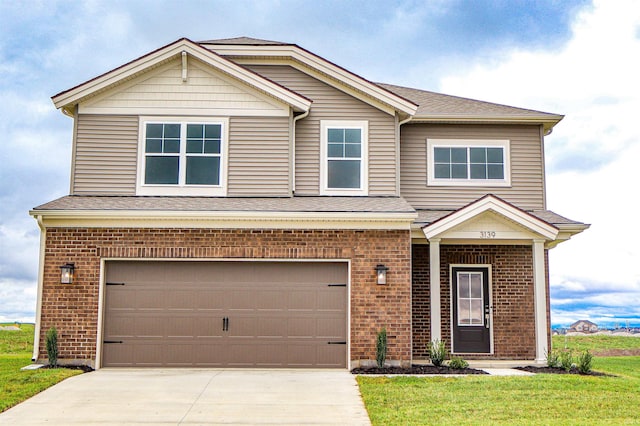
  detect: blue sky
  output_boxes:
[1,0,638,328]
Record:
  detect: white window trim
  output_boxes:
[136,116,229,196]
[320,120,368,196]
[427,139,511,187]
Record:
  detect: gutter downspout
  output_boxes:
[396,115,412,195]
[292,110,310,193]
[32,215,46,362]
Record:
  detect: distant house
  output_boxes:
[569,320,598,333]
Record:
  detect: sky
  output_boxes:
[1,0,638,328]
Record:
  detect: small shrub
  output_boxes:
[376,328,387,368]
[577,350,593,374]
[428,339,447,367]
[46,327,58,368]
[545,348,560,368]
[448,356,469,369]
[560,348,573,371]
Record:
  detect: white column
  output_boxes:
[533,239,548,363]
[429,238,441,342]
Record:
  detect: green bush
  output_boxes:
[376,328,387,368]
[448,356,469,369]
[45,327,58,368]
[560,348,573,371]
[577,350,593,374]
[545,348,560,368]
[428,339,447,367]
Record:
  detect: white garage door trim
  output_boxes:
[96,258,351,369]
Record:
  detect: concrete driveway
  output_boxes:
[0,369,371,425]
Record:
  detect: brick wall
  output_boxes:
[412,244,548,360]
[38,228,411,367]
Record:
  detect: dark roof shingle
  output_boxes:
[377,82,563,121]
[33,195,416,214]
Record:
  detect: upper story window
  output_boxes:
[137,117,228,196]
[427,139,511,187]
[320,120,368,195]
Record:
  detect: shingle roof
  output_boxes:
[414,209,586,227]
[199,36,291,46]
[376,82,563,122]
[33,196,416,214]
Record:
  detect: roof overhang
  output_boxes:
[422,194,559,242]
[29,209,417,231]
[202,42,418,118]
[52,38,311,114]
[406,115,564,134]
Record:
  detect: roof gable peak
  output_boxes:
[51,37,311,114]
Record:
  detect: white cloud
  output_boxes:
[438,0,640,314]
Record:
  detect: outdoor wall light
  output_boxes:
[60,263,75,284]
[375,264,389,285]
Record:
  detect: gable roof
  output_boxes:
[52,38,311,114]
[199,36,291,46]
[377,82,563,132]
[201,38,418,117]
[570,320,597,328]
[422,194,559,241]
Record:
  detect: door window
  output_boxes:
[456,271,484,326]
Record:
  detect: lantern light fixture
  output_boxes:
[375,264,389,285]
[60,263,75,284]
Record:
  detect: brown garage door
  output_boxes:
[102,261,348,368]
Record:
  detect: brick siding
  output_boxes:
[412,244,549,360]
[38,228,411,367]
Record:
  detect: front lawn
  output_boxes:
[552,334,640,354]
[0,324,82,413]
[358,356,640,425]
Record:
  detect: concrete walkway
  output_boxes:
[0,369,371,425]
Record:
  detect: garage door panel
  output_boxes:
[318,290,347,311]
[317,345,347,367]
[255,290,287,310]
[104,261,348,368]
[167,290,201,310]
[134,289,167,310]
[287,318,316,337]
[256,318,286,338]
[317,318,346,338]
[196,290,229,310]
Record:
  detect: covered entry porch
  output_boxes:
[412,195,587,362]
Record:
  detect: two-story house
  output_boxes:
[29,37,588,369]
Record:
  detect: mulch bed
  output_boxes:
[40,365,94,373]
[352,365,488,375]
[515,366,612,376]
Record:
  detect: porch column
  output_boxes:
[533,239,547,363]
[429,238,441,342]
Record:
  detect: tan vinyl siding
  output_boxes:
[245,65,397,196]
[400,124,545,210]
[80,58,287,116]
[227,116,291,196]
[73,114,138,195]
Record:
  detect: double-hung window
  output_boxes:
[138,118,227,195]
[320,120,368,195]
[427,139,510,187]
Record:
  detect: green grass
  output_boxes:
[358,335,640,425]
[0,324,82,413]
[552,334,640,353]
[358,357,640,425]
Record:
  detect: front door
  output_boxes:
[452,266,491,353]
